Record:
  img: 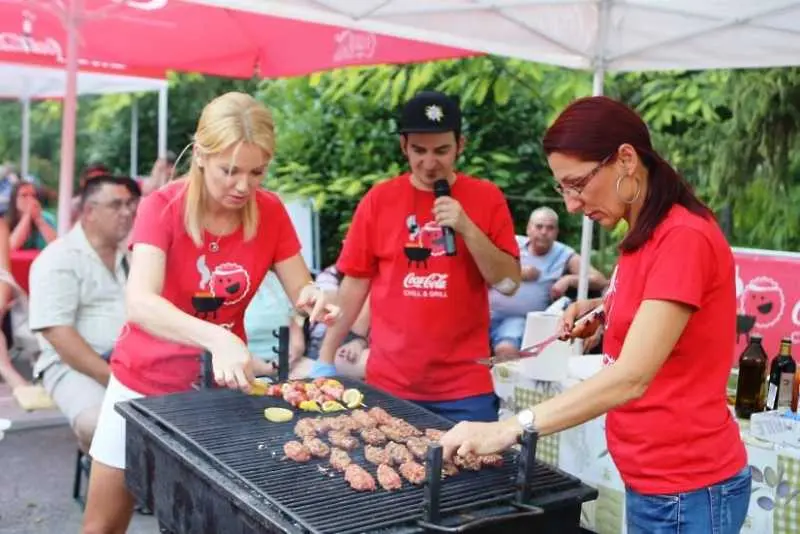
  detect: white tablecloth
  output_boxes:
[492,359,800,534]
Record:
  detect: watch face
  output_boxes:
[518,410,534,428]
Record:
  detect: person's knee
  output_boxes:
[73,405,101,453]
[493,341,519,356]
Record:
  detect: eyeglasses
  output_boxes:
[553,154,613,198]
[93,198,139,212]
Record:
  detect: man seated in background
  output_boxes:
[288,264,370,379]
[489,206,607,356]
[29,175,138,452]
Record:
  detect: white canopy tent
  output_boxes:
[186,0,800,310]
[1,62,167,220]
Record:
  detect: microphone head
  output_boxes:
[433,179,450,197]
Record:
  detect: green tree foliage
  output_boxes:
[1,61,797,268]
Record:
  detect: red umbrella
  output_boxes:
[0,0,478,233]
[0,0,477,78]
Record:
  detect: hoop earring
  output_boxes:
[615,174,641,205]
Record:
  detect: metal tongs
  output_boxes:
[477,304,605,366]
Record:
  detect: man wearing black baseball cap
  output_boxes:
[313,90,521,423]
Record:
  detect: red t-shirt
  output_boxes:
[337,173,519,401]
[111,181,301,395]
[602,204,747,494]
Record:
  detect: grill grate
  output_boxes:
[124,379,583,534]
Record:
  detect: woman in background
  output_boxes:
[7,182,56,251]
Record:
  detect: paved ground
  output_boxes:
[0,377,158,534]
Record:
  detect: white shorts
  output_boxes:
[89,373,145,470]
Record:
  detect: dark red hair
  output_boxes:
[542,96,712,252]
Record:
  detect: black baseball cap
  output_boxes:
[398,90,462,135]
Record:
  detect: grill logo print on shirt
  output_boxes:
[402,214,449,299]
[191,254,251,326]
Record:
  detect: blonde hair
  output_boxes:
[182,92,275,246]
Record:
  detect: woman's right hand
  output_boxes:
[559,298,603,340]
[209,331,256,393]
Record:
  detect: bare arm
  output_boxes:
[318,276,370,365]
[33,213,57,244]
[461,220,521,294]
[0,219,13,307]
[271,253,314,306]
[520,300,692,436]
[126,244,232,349]
[350,296,370,338]
[39,326,109,386]
[562,254,608,291]
[9,213,33,251]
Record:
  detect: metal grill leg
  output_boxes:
[72,448,91,509]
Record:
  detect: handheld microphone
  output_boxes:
[433,179,457,256]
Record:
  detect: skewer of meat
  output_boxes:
[310,418,331,434]
[283,441,312,463]
[344,464,376,492]
[330,447,352,472]
[360,427,388,446]
[385,441,414,466]
[364,444,391,466]
[399,461,426,485]
[425,428,445,441]
[350,409,378,429]
[303,437,330,458]
[376,464,403,491]
[480,453,504,468]
[368,406,394,425]
[454,453,482,471]
[328,430,359,450]
[405,436,431,460]
[294,419,317,440]
[392,419,423,437]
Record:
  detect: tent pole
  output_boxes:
[157,85,168,158]
[130,97,139,178]
[56,0,81,235]
[20,97,31,179]
[575,67,605,300]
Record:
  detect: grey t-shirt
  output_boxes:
[489,237,575,317]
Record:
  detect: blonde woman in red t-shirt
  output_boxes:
[441,96,750,534]
[81,92,339,534]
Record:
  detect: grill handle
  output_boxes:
[423,443,444,524]
[515,429,539,504]
[271,326,290,382]
[418,503,543,533]
[199,351,215,389]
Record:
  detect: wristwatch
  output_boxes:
[516,408,537,435]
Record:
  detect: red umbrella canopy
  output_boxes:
[0,0,478,79]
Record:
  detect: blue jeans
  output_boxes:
[415,393,499,423]
[626,466,751,534]
[489,314,526,350]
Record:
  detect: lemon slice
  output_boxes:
[342,388,364,409]
[299,400,322,412]
[321,400,346,413]
[264,407,294,423]
[324,379,344,389]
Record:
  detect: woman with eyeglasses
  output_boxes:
[440,96,749,534]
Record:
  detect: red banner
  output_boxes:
[734,247,800,363]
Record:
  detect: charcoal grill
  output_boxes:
[118,328,595,533]
[118,380,596,533]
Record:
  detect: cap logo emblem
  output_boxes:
[425,105,444,123]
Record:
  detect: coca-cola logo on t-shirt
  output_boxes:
[403,272,448,299]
